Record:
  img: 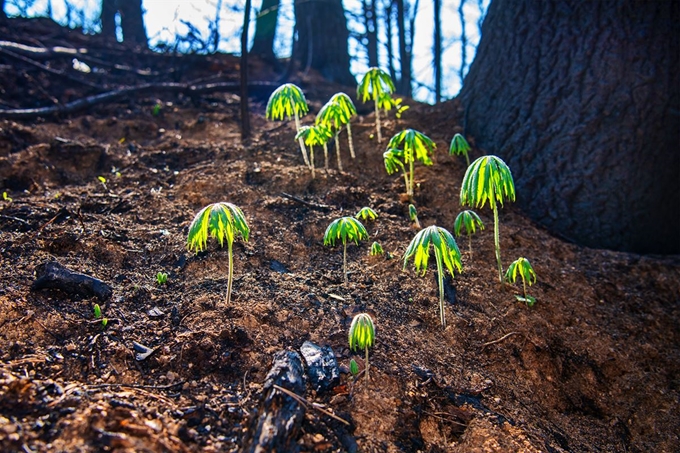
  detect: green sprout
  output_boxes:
[328,92,357,158]
[156,272,168,285]
[449,133,471,167]
[387,129,436,198]
[316,100,350,172]
[355,207,378,221]
[296,124,333,177]
[349,358,359,376]
[403,225,462,328]
[378,93,409,119]
[97,176,108,190]
[348,313,375,386]
[408,204,421,229]
[383,148,410,195]
[2,191,12,202]
[152,102,162,116]
[505,257,537,306]
[358,67,396,143]
[187,202,250,305]
[266,83,311,167]
[460,155,516,283]
[370,241,384,256]
[93,304,108,328]
[453,210,485,256]
[323,216,369,284]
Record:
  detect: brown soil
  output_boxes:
[1,18,679,453]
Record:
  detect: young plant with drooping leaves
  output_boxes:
[378,93,409,119]
[449,133,471,167]
[387,129,436,198]
[266,83,311,167]
[370,241,384,256]
[295,124,333,177]
[358,67,396,143]
[505,257,537,306]
[355,207,378,222]
[408,204,421,229]
[454,210,485,256]
[403,225,462,328]
[328,92,357,158]
[348,313,375,386]
[460,155,515,283]
[316,100,352,172]
[383,148,411,196]
[187,202,250,305]
[323,216,368,284]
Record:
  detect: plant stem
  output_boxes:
[435,248,446,328]
[374,96,382,143]
[346,122,356,158]
[323,143,329,171]
[309,145,315,178]
[335,133,343,172]
[343,242,348,284]
[408,157,415,197]
[364,346,370,386]
[464,152,470,168]
[402,169,410,197]
[522,277,527,302]
[467,232,472,257]
[226,241,234,305]
[493,204,503,283]
[294,110,311,167]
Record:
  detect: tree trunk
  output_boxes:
[240,0,252,141]
[0,0,7,21]
[294,0,354,86]
[385,1,397,83]
[100,0,117,40]
[459,0,680,254]
[251,0,279,64]
[458,0,467,84]
[395,0,411,97]
[433,0,442,103]
[363,0,379,68]
[118,0,148,48]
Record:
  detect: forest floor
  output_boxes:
[0,18,679,453]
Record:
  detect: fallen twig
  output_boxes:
[272,384,350,426]
[482,331,519,348]
[280,192,331,211]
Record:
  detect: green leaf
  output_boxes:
[266,83,309,121]
[348,313,375,351]
[349,358,359,375]
[504,257,537,285]
[449,133,471,156]
[387,129,436,166]
[357,67,396,103]
[460,155,516,209]
[187,202,250,253]
[329,92,357,119]
[383,149,405,175]
[403,225,462,278]
[453,210,485,236]
[370,241,384,256]
[356,207,378,221]
[93,304,102,319]
[323,217,369,247]
[316,100,348,130]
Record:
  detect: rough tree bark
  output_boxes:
[118,0,148,48]
[459,0,680,254]
[362,0,379,68]
[433,0,441,103]
[294,0,354,85]
[251,0,279,64]
[100,0,117,40]
[395,0,412,97]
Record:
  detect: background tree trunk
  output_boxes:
[395,0,411,96]
[459,0,680,254]
[118,0,147,48]
[433,0,441,103]
[363,0,379,68]
[251,0,279,64]
[100,0,117,40]
[294,0,354,86]
[0,0,7,21]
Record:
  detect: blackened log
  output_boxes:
[32,261,112,301]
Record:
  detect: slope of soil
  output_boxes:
[1,18,679,453]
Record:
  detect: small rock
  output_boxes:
[299,341,340,393]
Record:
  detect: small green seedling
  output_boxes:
[387,129,436,198]
[408,204,421,229]
[316,100,350,172]
[266,83,311,167]
[328,92,358,158]
[453,210,485,256]
[2,191,11,202]
[187,202,250,305]
[378,93,409,119]
[383,148,410,194]
[449,133,471,167]
[296,124,333,177]
[460,155,515,283]
[349,313,375,386]
[97,176,108,190]
[152,102,162,116]
[349,358,359,376]
[93,304,108,328]
[505,257,537,306]
[370,241,384,256]
[355,207,378,221]
[358,67,396,143]
[403,225,462,328]
[323,216,369,284]
[156,272,168,285]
